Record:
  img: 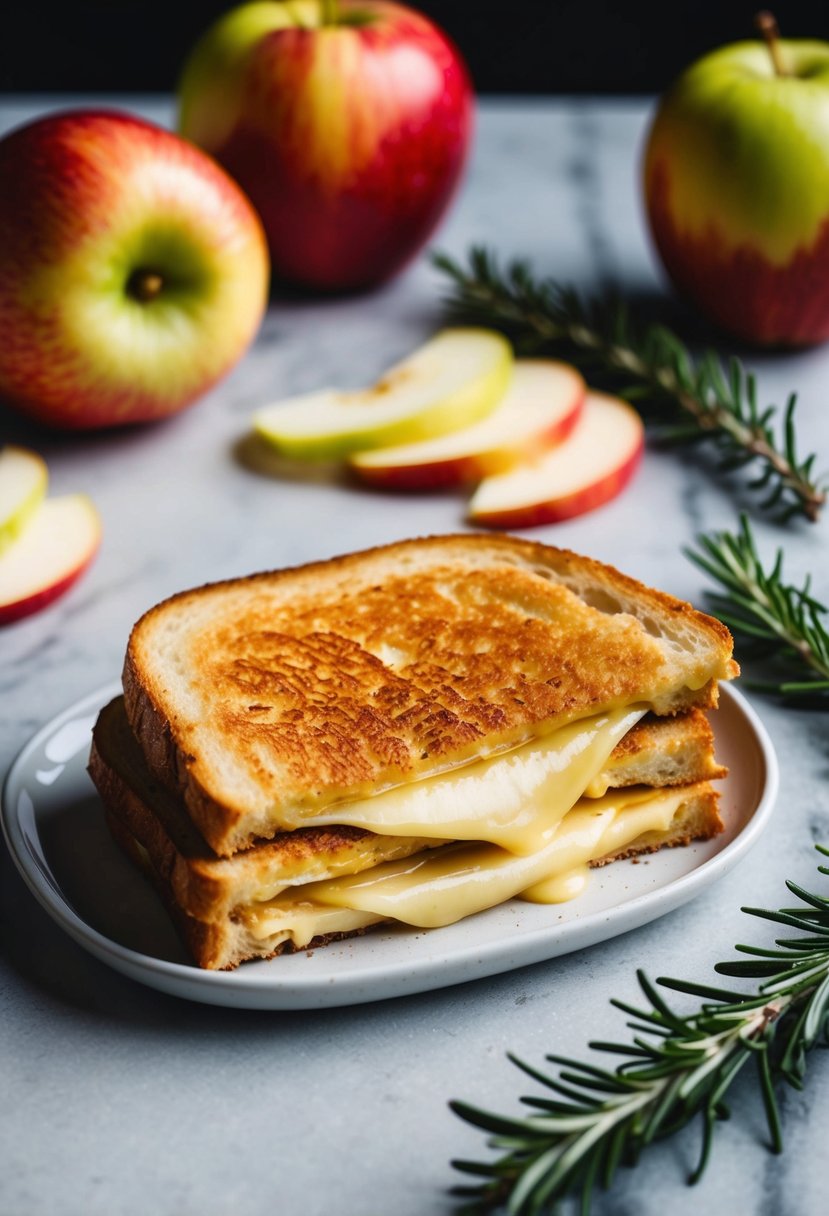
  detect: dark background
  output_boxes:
[3,2,828,95]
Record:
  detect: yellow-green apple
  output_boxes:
[253,328,512,459]
[0,446,48,555]
[0,495,101,625]
[349,360,585,489]
[468,392,644,528]
[178,0,472,291]
[0,110,269,429]
[644,18,829,346]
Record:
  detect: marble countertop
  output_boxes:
[2,96,828,1216]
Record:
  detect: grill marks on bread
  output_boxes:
[124,535,737,854]
[192,566,669,799]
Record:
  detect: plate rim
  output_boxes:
[1,680,780,1008]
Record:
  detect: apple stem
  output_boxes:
[320,0,339,25]
[127,270,164,303]
[755,11,789,77]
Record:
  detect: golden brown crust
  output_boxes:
[596,709,726,791]
[103,808,375,969]
[103,809,230,968]
[610,708,715,759]
[123,534,738,855]
[90,698,437,922]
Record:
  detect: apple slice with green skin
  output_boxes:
[348,360,585,489]
[468,392,644,528]
[0,446,48,555]
[253,328,513,460]
[0,495,101,626]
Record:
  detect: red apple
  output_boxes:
[644,18,829,346]
[468,392,644,528]
[348,359,585,489]
[0,110,269,429]
[178,0,473,291]
[0,495,101,625]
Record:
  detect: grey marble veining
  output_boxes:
[2,96,828,1216]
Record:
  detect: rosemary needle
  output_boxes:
[449,847,829,1214]
[435,247,826,523]
[686,515,829,699]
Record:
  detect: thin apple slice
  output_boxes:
[0,495,101,626]
[348,360,585,489]
[468,392,644,528]
[253,328,513,459]
[0,445,48,555]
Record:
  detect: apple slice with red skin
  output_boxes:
[349,360,585,490]
[468,392,644,528]
[0,495,101,625]
[0,445,48,555]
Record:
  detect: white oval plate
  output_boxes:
[2,681,778,1010]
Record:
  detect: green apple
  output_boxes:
[0,446,48,556]
[253,329,513,459]
[644,17,829,345]
[0,110,269,429]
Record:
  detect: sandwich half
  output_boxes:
[122,534,737,855]
[89,535,737,970]
[92,697,725,970]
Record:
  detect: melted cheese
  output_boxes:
[246,905,381,953]
[584,775,611,799]
[520,865,591,904]
[277,707,646,854]
[244,787,686,944]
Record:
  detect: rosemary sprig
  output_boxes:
[434,247,826,523]
[450,847,829,1214]
[686,515,829,698]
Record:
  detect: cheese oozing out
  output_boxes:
[243,786,688,945]
[278,706,647,854]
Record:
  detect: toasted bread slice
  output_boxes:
[591,786,723,863]
[587,708,726,796]
[91,696,725,927]
[123,534,737,855]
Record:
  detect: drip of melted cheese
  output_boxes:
[520,866,591,904]
[584,775,611,799]
[278,706,646,853]
[243,787,686,945]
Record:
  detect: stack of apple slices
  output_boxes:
[0,446,101,625]
[253,328,644,527]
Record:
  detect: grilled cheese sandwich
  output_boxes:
[92,535,736,968]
